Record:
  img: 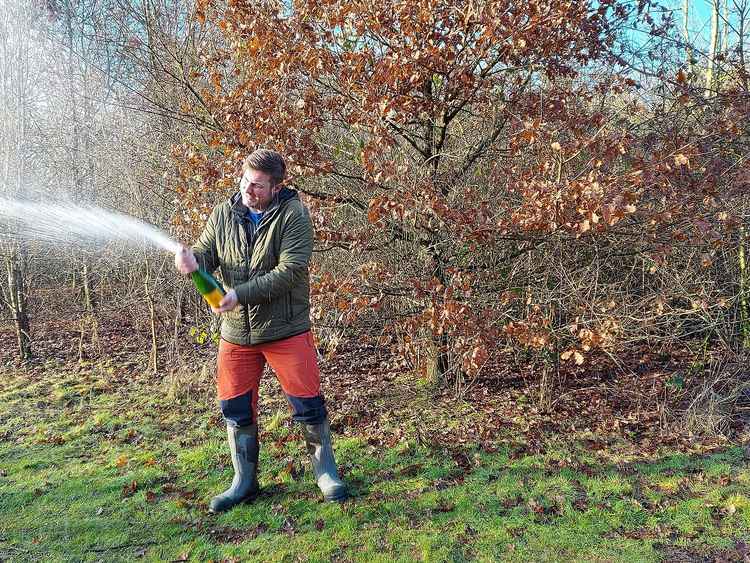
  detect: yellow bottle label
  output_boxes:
[204,288,224,308]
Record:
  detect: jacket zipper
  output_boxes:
[237,196,289,344]
[241,217,252,345]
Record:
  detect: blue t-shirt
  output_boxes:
[247,210,264,225]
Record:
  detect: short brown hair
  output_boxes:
[242,149,286,187]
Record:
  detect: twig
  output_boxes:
[88,541,158,553]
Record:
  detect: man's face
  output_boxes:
[239,168,280,211]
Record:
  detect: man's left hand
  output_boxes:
[212,289,239,314]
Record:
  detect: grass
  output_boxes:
[1,359,749,562]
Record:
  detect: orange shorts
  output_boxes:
[217,331,321,416]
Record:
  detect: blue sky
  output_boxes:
[661,1,727,44]
[622,0,734,55]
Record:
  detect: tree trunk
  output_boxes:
[77,257,100,361]
[425,332,451,384]
[722,0,729,59]
[82,260,96,312]
[683,0,694,78]
[739,226,750,348]
[706,0,720,95]
[5,243,32,361]
[738,0,749,92]
[144,257,158,373]
[0,2,37,362]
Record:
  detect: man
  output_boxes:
[175,149,348,512]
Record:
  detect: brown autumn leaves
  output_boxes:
[172,0,750,382]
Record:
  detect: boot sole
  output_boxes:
[208,491,260,513]
[324,490,349,503]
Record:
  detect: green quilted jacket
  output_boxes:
[192,188,314,345]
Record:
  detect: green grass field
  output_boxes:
[1,358,749,562]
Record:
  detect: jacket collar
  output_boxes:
[230,187,298,221]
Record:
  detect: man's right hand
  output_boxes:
[175,246,198,274]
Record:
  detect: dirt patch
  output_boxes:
[656,540,750,563]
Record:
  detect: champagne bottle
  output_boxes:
[191,269,225,308]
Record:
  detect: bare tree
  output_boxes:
[732,0,749,92]
[0,0,48,361]
[684,0,695,77]
[706,0,721,93]
[52,0,135,358]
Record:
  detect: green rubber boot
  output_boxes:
[303,418,349,502]
[209,424,259,513]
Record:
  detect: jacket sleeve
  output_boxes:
[234,205,313,305]
[191,206,221,274]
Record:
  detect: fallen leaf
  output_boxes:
[435,501,455,512]
[121,480,138,498]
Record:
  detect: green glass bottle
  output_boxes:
[191,269,225,308]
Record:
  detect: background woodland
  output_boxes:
[2,0,750,438]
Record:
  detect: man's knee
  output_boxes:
[286,394,327,424]
[220,391,254,427]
